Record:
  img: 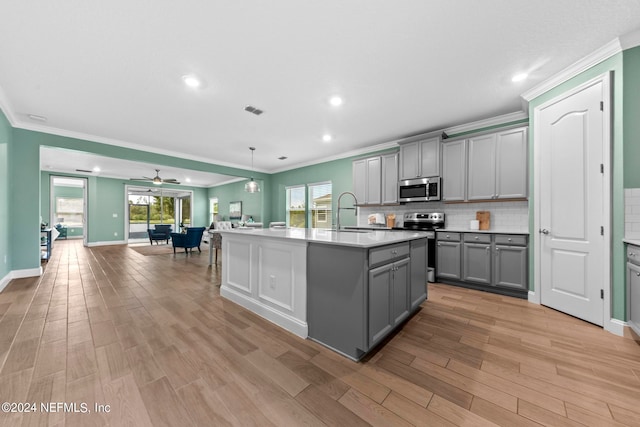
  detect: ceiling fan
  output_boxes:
[130,169,180,185]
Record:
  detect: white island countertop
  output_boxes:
[216,227,429,248]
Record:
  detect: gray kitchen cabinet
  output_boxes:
[436,232,462,280]
[445,126,528,202]
[467,134,497,200]
[463,233,492,284]
[369,256,410,346]
[352,158,367,204]
[381,152,399,204]
[493,234,529,291]
[437,232,528,298]
[410,238,428,310]
[627,244,640,337]
[399,136,440,180]
[307,238,427,360]
[496,127,528,199]
[441,139,466,201]
[353,152,398,205]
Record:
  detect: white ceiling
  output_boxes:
[2,1,640,180]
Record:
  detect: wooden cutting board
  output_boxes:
[476,211,490,230]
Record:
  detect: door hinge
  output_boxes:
[600,101,604,111]
[600,163,604,174]
[601,226,604,236]
[600,289,604,299]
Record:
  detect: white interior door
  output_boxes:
[537,77,608,326]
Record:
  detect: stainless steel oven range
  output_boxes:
[399,212,445,281]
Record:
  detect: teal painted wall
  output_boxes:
[10,128,248,271]
[0,109,11,279]
[528,53,626,321]
[267,149,399,227]
[208,179,266,224]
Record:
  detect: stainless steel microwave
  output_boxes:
[398,177,441,202]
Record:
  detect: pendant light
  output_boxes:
[245,147,260,193]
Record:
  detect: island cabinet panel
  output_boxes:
[308,238,427,361]
[221,234,308,338]
[307,244,368,358]
[410,238,428,310]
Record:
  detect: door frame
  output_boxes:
[531,72,613,332]
[49,175,89,246]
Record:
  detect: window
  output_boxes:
[286,185,306,228]
[56,197,83,227]
[209,197,219,223]
[308,182,332,229]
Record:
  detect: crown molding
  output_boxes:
[521,37,623,101]
[268,140,399,174]
[443,111,528,136]
[0,85,18,126]
[13,121,267,174]
[620,27,640,50]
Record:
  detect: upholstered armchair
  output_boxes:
[148,224,172,244]
[211,221,232,264]
[170,227,206,254]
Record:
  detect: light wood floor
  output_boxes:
[1,239,640,426]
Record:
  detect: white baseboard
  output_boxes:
[606,318,626,336]
[87,240,126,247]
[528,290,540,304]
[0,267,43,292]
[0,271,12,292]
[220,285,308,339]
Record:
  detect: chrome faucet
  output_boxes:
[336,191,358,231]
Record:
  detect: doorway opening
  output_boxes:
[126,186,193,243]
[50,176,88,244]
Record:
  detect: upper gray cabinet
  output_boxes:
[353,151,398,206]
[444,126,528,202]
[441,139,467,201]
[495,127,528,199]
[399,136,440,180]
[468,127,528,200]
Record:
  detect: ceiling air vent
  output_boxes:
[75,168,93,173]
[244,105,264,115]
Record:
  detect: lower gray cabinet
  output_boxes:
[307,238,427,361]
[494,245,527,290]
[463,234,492,284]
[369,257,410,347]
[437,233,462,280]
[437,231,528,298]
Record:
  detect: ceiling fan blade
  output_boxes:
[163,179,180,183]
[129,177,153,181]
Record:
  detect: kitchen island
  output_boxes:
[217,227,429,360]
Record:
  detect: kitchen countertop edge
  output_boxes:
[215,228,429,248]
[437,228,529,235]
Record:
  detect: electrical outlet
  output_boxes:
[269,275,276,290]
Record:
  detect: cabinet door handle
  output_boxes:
[636,272,640,277]
[474,236,479,240]
[508,238,513,242]
[630,252,636,256]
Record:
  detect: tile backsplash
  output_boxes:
[359,200,529,232]
[625,188,640,239]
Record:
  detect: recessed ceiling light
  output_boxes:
[512,73,528,82]
[182,75,201,88]
[93,166,101,172]
[329,96,343,107]
[322,134,333,143]
[185,178,191,183]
